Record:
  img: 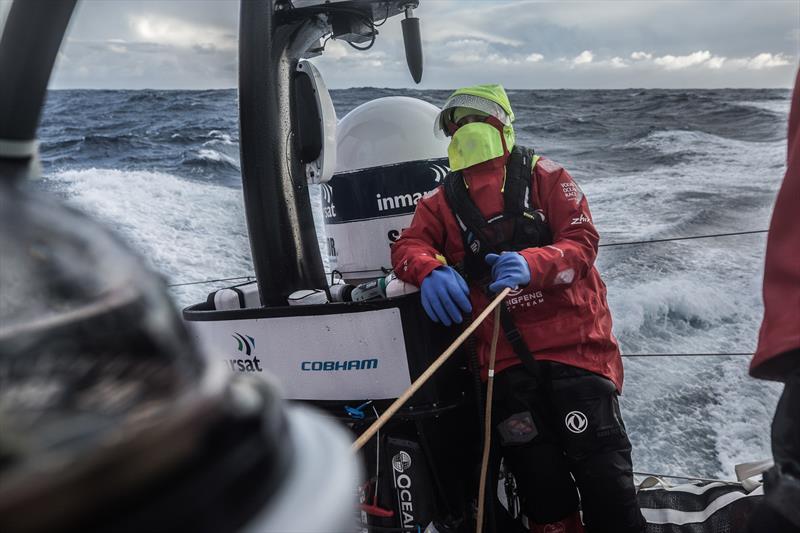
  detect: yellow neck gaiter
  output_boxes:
[447,122,505,171]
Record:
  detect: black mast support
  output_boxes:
[238,0,328,306]
[0,0,77,181]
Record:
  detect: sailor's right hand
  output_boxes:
[420,266,472,326]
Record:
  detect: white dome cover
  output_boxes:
[336,96,449,173]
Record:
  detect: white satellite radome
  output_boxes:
[322,97,450,282]
[336,96,449,171]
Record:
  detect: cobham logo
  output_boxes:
[300,359,378,371]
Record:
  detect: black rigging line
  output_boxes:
[289,4,378,51]
[345,13,377,51]
[600,229,768,248]
[165,229,769,290]
[167,275,255,288]
[371,4,391,27]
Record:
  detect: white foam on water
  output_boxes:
[708,358,782,474]
[206,130,236,145]
[585,127,786,478]
[735,99,792,115]
[42,97,790,482]
[196,148,239,166]
[308,184,331,273]
[608,256,778,477]
[46,168,253,306]
[586,130,785,251]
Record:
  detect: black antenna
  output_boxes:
[401,5,423,83]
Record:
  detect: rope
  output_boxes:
[476,305,502,533]
[351,288,512,452]
[600,229,768,248]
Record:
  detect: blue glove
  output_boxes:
[420,266,472,326]
[485,252,531,293]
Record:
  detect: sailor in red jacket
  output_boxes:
[392,85,644,533]
[746,68,800,533]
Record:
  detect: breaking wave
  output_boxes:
[37,87,790,479]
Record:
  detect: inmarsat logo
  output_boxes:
[565,410,588,434]
[392,451,412,473]
[430,163,449,183]
[321,183,336,218]
[228,332,263,373]
[375,163,449,213]
[232,332,255,355]
[321,183,333,203]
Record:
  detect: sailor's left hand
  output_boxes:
[485,252,531,293]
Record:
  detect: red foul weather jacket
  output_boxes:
[391,153,623,391]
[751,68,800,381]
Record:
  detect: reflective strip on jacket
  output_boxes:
[391,154,624,391]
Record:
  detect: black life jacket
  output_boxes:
[442,146,553,382]
[443,145,552,283]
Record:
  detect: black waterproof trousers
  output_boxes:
[746,361,800,533]
[492,362,645,533]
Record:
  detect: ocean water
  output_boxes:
[36,87,790,480]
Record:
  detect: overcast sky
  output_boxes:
[2,0,798,89]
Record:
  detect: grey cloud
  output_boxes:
[34,0,800,89]
[53,39,236,90]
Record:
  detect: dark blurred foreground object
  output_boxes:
[746,68,800,533]
[0,184,360,533]
[0,1,358,530]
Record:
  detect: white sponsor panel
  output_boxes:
[327,214,414,279]
[188,308,412,400]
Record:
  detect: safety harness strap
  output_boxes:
[444,145,534,234]
[500,146,533,217]
[498,302,541,383]
[442,145,545,384]
[443,169,490,244]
